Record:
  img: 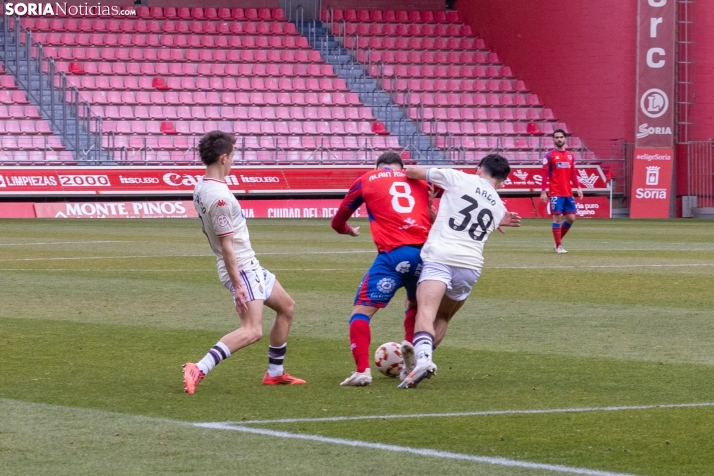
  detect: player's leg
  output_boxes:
[261,274,305,385]
[399,298,418,379]
[433,296,466,348]
[433,266,479,347]
[183,274,265,394]
[399,247,424,380]
[184,299,265,394]
[340,304,379,386]
[560,197,577,241]
[551,197,567,253]
[398,279,444,388]
[342,249,413,386]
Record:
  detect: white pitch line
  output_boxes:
[0,240,129,246]
[195,422,635,476]
[0,268,367,272]
[228,402,714,425]
[491,263,714,270]
[0,250,376,262]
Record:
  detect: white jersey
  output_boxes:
[193,176,255,283]
[421,168,506,270]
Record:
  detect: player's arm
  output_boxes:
[405,167,429,181]
[218,235,250,314]
[571,161,583,199]
[496,211,522,234]
[331,177,364,237]
[540,155,550,203]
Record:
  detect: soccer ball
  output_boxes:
[374,342,403,378]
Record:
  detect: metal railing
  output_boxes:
[686,140,714,209]
[1,15,107,164]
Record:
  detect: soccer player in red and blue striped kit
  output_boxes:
[540,129,583,254]
[331,152,433,386]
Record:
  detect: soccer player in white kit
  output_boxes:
[182,131,306,394]
[399,154,520,388]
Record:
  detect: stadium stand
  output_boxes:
[0,63,71,165]
[321,8,582,163]
[16,7,402,165]
[0,6,589,166]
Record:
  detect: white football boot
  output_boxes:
[399,340,416,382]
[555,245,568,254]
[340,368,372,386]
[397,362,437,389]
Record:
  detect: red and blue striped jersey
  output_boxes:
[332,168,431,253]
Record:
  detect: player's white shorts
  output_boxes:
[223,260,276,303]
[417,261,481,302]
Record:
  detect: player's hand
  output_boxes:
[348,226,360,237]
[539,191,548,203]
[497,212,522,234]
[577,187,584,199]
[233,285,250,314]
[428,183,437,204]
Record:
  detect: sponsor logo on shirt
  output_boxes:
[395,261,411,273]
[217,215,230,228]
[217,200,227,207]
[376,278,396,294]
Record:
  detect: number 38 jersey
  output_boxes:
[422,168,506,271]
[337,168,431,253]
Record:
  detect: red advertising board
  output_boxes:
[535,196,611,218]
[629,148,674,218]
[31,197,611,219]
[632,0,675,218]
[34,199,370,219]
[0,165,610,196]
[0,202,36,218]
[635,0,675,150]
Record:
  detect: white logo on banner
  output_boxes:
[0,175,5,188]
[577,170,599,189]
[637,123,673,139]
[640,89,669,118]
[513,170,529,181]
[646,166,660,186]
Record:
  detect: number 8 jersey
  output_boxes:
[336,168,431,252]
[422,168,506,270]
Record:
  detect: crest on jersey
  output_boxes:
[377,278,396,293]
[217,215,230,228]
[395,261,411,273]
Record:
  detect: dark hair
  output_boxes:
[553,129,567,138]
[198,131,236,166]
[375,151,403,169]
[478,154,511,181]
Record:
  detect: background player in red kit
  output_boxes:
[540,129,583,254]
[331,152,432,386]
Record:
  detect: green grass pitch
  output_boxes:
[1,217,713,475]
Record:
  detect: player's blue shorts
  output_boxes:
[550,196,577,215]
[354,245,423,308]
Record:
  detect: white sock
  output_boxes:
[267,343,287,377]
[196,341,231,375]
[413,332,434,367]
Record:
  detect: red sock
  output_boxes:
[403,306,416,344]
[552,224,562,247]
[561,222,572,239]
[349,317,371,372]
